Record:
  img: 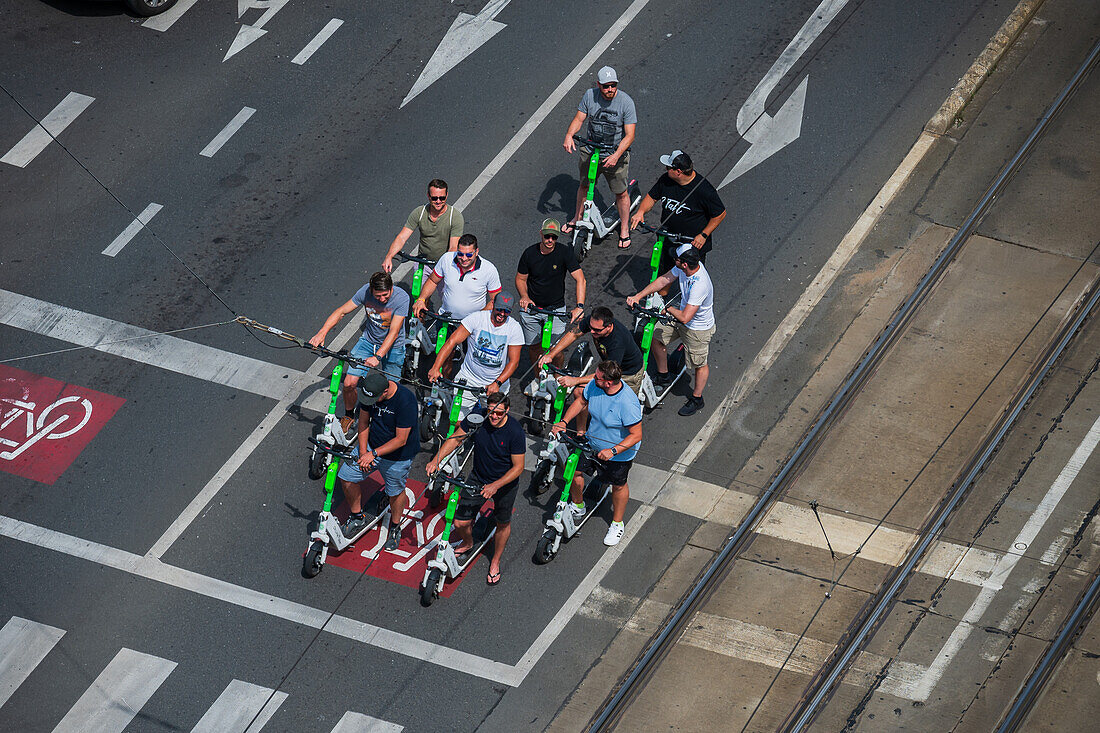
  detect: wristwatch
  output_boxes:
[610,447,619,456]
[576,303,585,308]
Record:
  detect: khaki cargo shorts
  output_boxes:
[622,367,645,394]
[653,322,715,369]
[579,148,630,195]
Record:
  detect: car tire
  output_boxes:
[125,0,179,17]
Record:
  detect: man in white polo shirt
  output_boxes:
[627,246,714,417]
[429,291,525,395]
[412,233,502,320]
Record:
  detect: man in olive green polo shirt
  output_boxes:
[382,178,465,272]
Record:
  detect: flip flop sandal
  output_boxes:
[486,569,502,585]
[618,236,632,249]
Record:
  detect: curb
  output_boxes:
[925,0,1048,135]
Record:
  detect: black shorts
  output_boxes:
[580,456,633,487]
[454,478,519,524]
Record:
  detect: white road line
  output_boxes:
[0,617,65,708]
[200,107,256,158]
[911,412,1100,701]
[141,0,200,32]
[52,648,176,733]
[292,19,344,65]
[192,679,287,733]
[452,0,652,210]
[513,505,655,680]
[101,202,163,256]
[0,514,520,686]
[331,711,404,733]
[1,92,95,168]
[0,289,328,408]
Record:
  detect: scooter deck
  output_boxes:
[322,498,392,553]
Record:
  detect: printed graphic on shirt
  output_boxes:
[471,329,507,369]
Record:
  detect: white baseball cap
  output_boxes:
[597,66,618,84]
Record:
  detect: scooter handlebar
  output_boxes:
[629,302,678,324]
[421,308,464,327]
[636,221,694,244]
[572,134,616,153]
[431,472,483,492]
[395,251,438,267]
[308,437,354,459]
[432,377,487,395]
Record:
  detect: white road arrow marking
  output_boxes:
[721,0,851,187]
[225,0,288,62]
[401,0,512,108]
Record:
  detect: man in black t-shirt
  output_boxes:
[537,306,645,395]
[336,371,419,552]
[515,218,587,364]
[425,393,526,585]
[629,150,726,273]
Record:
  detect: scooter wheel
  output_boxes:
[529,461,553,495]
[534,534,557,565]
[420,568,442,607]
[418,408,435,445]
[307,446,326,481]
[302,540,324,578]
[574,240,587,263]
[526,414,546,437]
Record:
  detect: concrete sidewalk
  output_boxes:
[546,0,1100,729]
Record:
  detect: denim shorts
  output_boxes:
[337,449,412,498]
[348,334,404,379]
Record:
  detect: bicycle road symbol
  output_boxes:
[0,395,93,461]
[0,365,125,484]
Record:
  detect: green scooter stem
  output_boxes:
[322,457,340,513]
[326,360,344,414]
[649,235,665,283]
[540,317,553,351]
[640,320,656,372]
[411,264,425,300]
[555,449,582,504]
[434,324,448,353]
[552,382,567,424]
[445,388,466,438]
[437,483,462,546]
[585,150,599,201]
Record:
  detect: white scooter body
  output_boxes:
[572,181,642,258]
[541,477,611,555]
[633,292,689,411]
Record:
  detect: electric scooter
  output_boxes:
[420,416,496,606]
[395,251,437,382]
[415,309,467,445]
[569,134,642,262]
[422,376,486,508]
[302,439,392,578]
[521,305,593,437]
[630,296,689,412]
[636,221,694,283]
[533,431,611,564]
[307,358,358,479]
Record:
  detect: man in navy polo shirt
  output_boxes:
[337,371,419,552]
[425,392,526,585]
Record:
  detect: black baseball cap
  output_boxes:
[357,370,389,406]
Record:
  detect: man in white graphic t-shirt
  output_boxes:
[429,291,524,394]
[626,246,714,417]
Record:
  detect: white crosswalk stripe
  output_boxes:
[191,679,287,732]
[52,648,176,733]
[0,616,406,731]
[331,711,404,733]
[0,617,65,708]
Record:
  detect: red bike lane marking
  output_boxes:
[324,476,494,597]
[0,365,125,485]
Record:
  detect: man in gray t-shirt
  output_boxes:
[563,66,637,247]
[310,271,410,430]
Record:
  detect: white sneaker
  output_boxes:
[569,502,586,518]
[603,521,625,546]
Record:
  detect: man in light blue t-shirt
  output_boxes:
[310,271,409,432]
[562,66,638,248]
[551,359,643,546]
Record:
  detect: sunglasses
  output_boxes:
[455,250,476,258]
[543,233,558,240]
[488,407,508,416]
[600,82,617,89]
[429,195,447,201]
[492,307,511,315]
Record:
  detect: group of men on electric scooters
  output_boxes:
[307,65,724,587]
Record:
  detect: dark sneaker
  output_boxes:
[384,523,402,551]
[678,396,705,417]
[341,513,367,539]
[652,371,674,389]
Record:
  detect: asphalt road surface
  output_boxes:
[0,1,1018,730]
